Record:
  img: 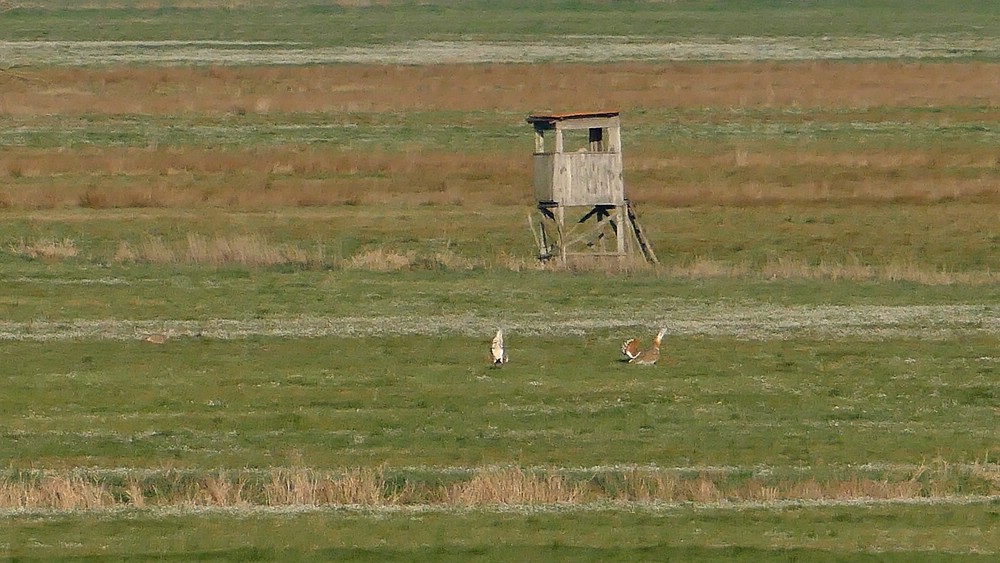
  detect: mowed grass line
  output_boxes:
[4,36,1000,66]
[3,335,999,468]
[1,302,1000,341]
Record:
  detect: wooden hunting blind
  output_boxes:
[526,111,657,264]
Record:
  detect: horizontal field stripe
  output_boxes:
[8,461,994,479]
[3,495,1000,520]
[2,37,998,66]
[0,304,998,341]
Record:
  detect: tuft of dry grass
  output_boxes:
[343,247,481,272]
[9,238,80,261]
[443,467,589,506]
[0,476,112,510]
[192,473,250,507]
[265,467,403,506]
[124,478,146,508]
[343,248,416,272]
[113,234,323,267]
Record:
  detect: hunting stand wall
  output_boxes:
[526,111,657,265]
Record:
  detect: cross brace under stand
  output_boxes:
[528,200,657,265]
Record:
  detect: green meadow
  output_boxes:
[4,0,1000,45]
[3,0,1000,560]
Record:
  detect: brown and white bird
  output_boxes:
[621,328,667,365]
[489,329,508,366]
[143,333,169,344]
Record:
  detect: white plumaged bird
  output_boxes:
[490,329,508,366]
[621,328,667,365]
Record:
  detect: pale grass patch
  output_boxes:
[113,234,323,267]
[612,469,680,502]
[185,233,302,266]
[827,476,922,500]
[113,238,173,264]
[344,247,481,271]
[541,254,654,274]
[490,250,541,272]
[124,478,146,508]
[265,467,403,506]
[666,257,749,279]
[443,467,588,506]
[661,256,1000,285]
[746,481,782,502]
[427,249,477,271]
[734,147,751,168]
[0,476,113,510]
[9,238,79,260]
[344,248,416,272]
[190,472,249,507]
[787,478,826,501]
[684,474,723,503]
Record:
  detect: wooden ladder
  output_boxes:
[625,200,659,265]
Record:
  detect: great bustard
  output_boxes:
[134,325,170,344]
[620,328,667,365]
[143,333,169,344]
[489,329,508,366]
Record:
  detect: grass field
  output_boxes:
[2,0,1000,560]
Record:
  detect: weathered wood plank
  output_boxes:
[534,153,624,206]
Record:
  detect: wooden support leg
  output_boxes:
[556,205,566,264]
[616,205,626,263]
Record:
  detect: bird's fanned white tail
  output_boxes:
[624,327,666,365]
[620,337,640,361]
[490,329,508,366]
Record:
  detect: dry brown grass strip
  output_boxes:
[2,143,997,210]
[0,476,113,510]
[192,473,250,507]
[2,464,997,511]
[3,62,999,212]
[443,467,589,506]
[5,62,1000,116]
[113,234,323,267]
[265,467,404,506]
[0,147,529,210]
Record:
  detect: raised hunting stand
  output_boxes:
[526,111,657,265]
